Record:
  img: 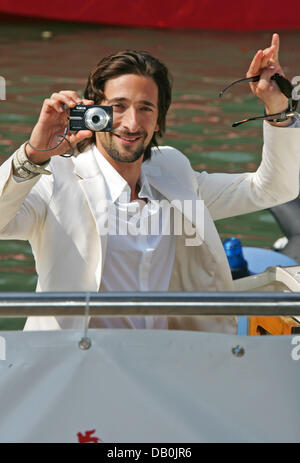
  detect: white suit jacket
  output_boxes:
[0,122,299,333]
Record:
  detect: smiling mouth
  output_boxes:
[113,133,144,144]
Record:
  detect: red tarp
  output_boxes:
[0,0,300,30]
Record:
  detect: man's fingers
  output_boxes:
[261,45,276,68]
[257,67,276,93]
[257,65,287,100]
[42,91,91,119]
[247,49,263,77]
[42,93,77,115]
[58,90,82,102]
[271,33,280,61]
[42,98,65,114]
[55,91,94,107]
[247,44,278,79]
[42,93,95,117]
[69,130,93,144]
[80,99,94,106]
[77,130,93,140]
[50,92,81,108]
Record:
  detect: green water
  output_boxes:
[1,21,300,327]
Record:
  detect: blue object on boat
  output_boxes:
[223,238,299,336]
[223,238,250,336]
[223,237,249,279]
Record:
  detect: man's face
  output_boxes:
[95,74,159,163]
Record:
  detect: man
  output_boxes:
[0,34,299,333]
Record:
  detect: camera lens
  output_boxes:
[84,107,110,131]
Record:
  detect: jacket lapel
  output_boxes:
[145,167,206,242]
[145,166,227,255]
[144,164,233,292]
[72,148,108,274]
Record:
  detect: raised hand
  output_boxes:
[247,33,289,117]
[26,91,94,164]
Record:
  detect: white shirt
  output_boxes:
[90,145,176,330]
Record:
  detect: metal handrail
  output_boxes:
[0,291,300,317]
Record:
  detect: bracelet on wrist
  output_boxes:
[13,142,52,179]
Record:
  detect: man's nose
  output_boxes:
[122,107,140,133]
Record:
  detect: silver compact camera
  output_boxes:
[69,105,113,132]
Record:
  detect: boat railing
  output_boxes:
[0,291,300,317]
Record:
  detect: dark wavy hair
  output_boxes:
[77,50,173,161]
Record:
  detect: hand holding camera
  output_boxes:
[25,90,110,164]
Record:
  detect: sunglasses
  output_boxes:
[219,73,298,127]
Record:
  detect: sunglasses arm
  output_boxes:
[232,108,298,128]
[219,73,298,127]
[219,75,260,98]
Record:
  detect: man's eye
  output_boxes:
[141,106,152,112]
[113,104,125,111]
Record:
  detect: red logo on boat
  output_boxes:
[77,429,102,443]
